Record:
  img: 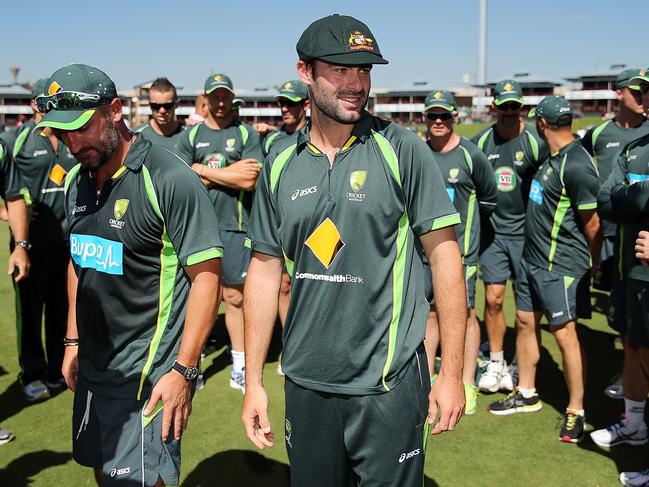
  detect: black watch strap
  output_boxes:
[172,361,199,381]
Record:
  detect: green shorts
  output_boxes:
[221,230,251,286]
[626,279,649,348]
[72,381,181,486]
[284,345,430,487]
[424,263,477,309]
[479,238,524,284]
[515,259,591,326]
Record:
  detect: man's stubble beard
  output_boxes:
[310,84,367,125]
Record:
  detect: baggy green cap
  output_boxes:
[493,79,524,106]
[629,69,649,89]
[535,96,572,127]
[616,68,646,90]
[297,14,388,66]
[37,64,117,131]
[424,90,456,112]
[31,78,48,99]
[204,73,235,95]
[277,80,308,102]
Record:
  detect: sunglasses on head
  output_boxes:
[426,112,453,122]
[150,101,176,111]
[35,91,107,114]
[278,99,301,108]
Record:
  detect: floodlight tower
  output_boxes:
[477,0,488,114]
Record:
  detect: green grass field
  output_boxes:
[1,117,644,487]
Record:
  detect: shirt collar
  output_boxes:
[123,135,150,171]
[296,110,374,151]
[553,136,580,158]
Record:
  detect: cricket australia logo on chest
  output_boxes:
[109,199,129,229]
[346,170,367,202]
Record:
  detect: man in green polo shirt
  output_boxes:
[488,96,602,445]
[472,79,546,394]
[421,90,497,416]
[591,73,649,482]
[134,77,185,153]
[37,63,223,486]
[242,15,467,486]
[12,77,79,402]
[176,73,263,393]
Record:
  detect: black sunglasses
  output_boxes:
[35,91,108,114]
[496,102,522,112]
[278,99,301,108]
[426,112,453,122]
[639,83,649,96]
[150,102,176,111]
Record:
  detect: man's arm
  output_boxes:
[62,261,79,391]
[144,258,221,441]
[580,209,603,276]
[192,159,261,191]
[241,252,283,449]
[6,196,30,281]
[420,227,466,434]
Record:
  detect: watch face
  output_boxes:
[185,366,199,381]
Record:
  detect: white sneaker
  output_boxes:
[478,360,504,393]
[591,418,648,447]
[620,467,649,487]
[499,363,516,391]
[229,368,245,395]
[23,380,50,402]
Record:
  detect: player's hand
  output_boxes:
[145,371,192,441]
[0,206,8,222]
[62,345,79,392]
[242,385,274,449]
[7,247,30,282]
[228,158,263,174]
[428,372,465,435]
[635,231,649,267]
[252,122,277,136]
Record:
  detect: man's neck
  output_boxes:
[546,130,575,156]
[615,107,645,129]
[494,120,525,140]
[205,112,234,130]
[94,129,135,190]
[33,112,43,124]
[284,116,307,135]
[428,132,460,153]
[150,117,179,136]
[309,108,355,166]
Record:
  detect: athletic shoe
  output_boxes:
[620,467,649,487]
[559,411,585,443]
[46,378,66,391]
[499,364,516,392]
[605,374,624,399]
[488,389,542,415]
[23,380,50,402]
[464,384,478,415]
[478,360,504,393]
[0,428,14,445]
[591,418,648,447]
[229,368,245,394]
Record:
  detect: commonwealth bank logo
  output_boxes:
[349,170,367,192]
[305,218,345,269]
[114,199,129,220]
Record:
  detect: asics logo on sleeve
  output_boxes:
[196,142,210,148]
[33,150,48,157]
[70,234,124,275]
[605,142,620,148]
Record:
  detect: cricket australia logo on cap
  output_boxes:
[503,82,514,93]
[109,199,129,229]
[347,31,374,51]
[495,166,516,192]
[204,152,226,169]
[347,170,367,201]
[434,91,443,99]
[283,82,293,91]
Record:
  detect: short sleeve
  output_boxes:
[470,146,498,213]
[564,150,599,211]
[0,139,23,200]
[174,127,196,166]
[241,125,264,163]
[581,127,595,156]
[246,154,283,257]
[392,130,460,236]
[152,153,223,267]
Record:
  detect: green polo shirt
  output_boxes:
[472,123,546,239]
[0,138,24,201]
[65,137,223,400]
[598,134,649,282]
[523,138,599,276]
[247,111,460,395]
[13,121,79,243]
[262,126,300,157]
[429,138,497,265]
[134,121,185,153]
[175,121,263,232]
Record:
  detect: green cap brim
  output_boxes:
[424,102,454,112]
[37,109,96,131]
[630,75,649,86]
[494,95,523,106]
[205,85,235,95]
[317,51,388,66]
[277,93,305,102]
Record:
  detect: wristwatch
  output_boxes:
[172,361,199,381]
[15,240,31,250]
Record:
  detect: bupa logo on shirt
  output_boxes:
[70,234,124,275]
[529,180,544,205]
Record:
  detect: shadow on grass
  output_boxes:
[0,450,71,486]
[0,381,66,424]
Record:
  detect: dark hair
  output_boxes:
[149,77,177,98]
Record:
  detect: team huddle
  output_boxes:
[0,12,648,487]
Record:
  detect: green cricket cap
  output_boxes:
[31,78,48,99]
[424,90,456,112]
[616,68,645,90]
[277,80,308,102]
[37,64,117,131]
[233,97,245,107]
[628,68,649,89]
[297,14,388,66]
[535,96,572,127]
[493,79,524,106]
[204,73,234,95]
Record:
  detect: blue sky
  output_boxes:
[1,0,646,92]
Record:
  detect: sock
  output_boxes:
[231,350,245,373]
[490,351,504,363]
[566,408,585,417]
[624,398,646,430]
[518,387,536,398]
